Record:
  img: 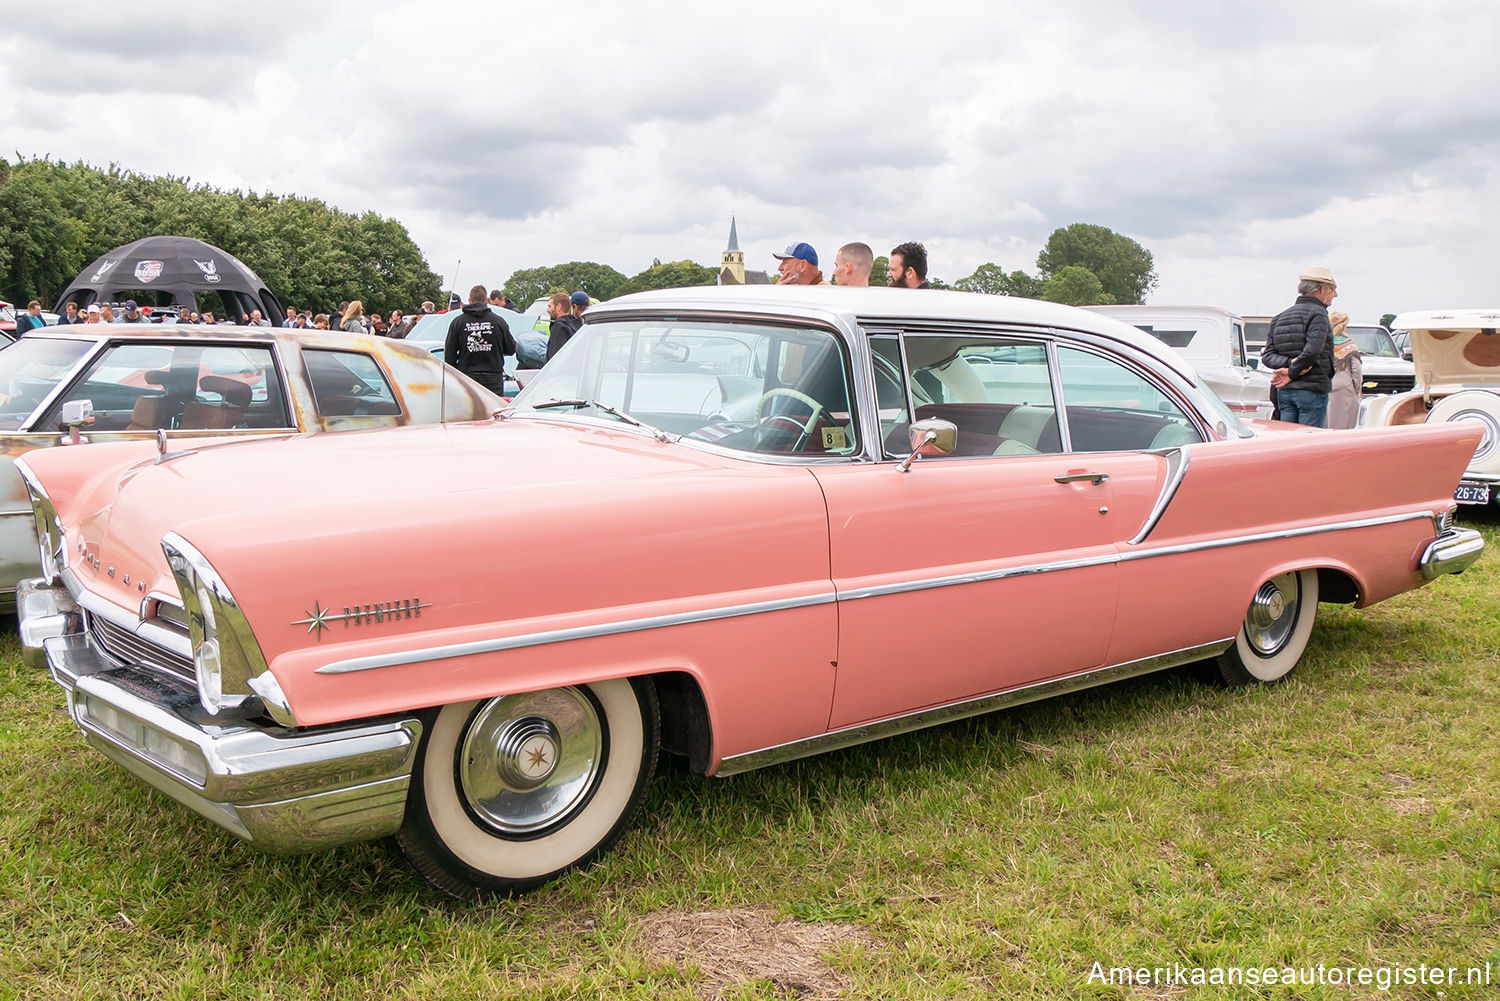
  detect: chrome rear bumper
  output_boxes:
[1419,527,1485,580]
[19,578,421,853]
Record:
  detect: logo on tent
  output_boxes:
[90,260,118,283]
[134,260,165,284]
[194,259,222,283]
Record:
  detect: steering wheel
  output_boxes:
[754,388,826,443]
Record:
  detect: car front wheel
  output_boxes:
[396,678,659,899]
[1216,570,1319,684]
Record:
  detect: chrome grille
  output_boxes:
[1363,373,1416,395]
[85,612,195,683]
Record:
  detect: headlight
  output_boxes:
[162,532,271,716]
[17,461,67,585]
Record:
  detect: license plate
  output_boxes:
[1454,481,1492,505]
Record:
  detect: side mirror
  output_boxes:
[895,418,957,473]
[59,399,95,445]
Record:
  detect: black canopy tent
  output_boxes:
[54,236,284,325]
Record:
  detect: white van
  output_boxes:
[1087,305,1274,420]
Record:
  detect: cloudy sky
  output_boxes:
[3,0,1496,323]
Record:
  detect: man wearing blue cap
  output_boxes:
[772,242,825,285]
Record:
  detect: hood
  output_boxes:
[1393,310,1500,389]
[31,418,787,614]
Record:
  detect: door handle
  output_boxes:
[1054,471,1109,485]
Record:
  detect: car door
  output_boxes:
[812,330,1198,729]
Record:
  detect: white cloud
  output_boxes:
[2,0,1498,323]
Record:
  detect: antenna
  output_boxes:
[452,258,462,296]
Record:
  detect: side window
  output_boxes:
[869,334,913,455]
[900,334,1060,457]
[303,350,400,417]
[41,342,284,432]
[1055,346,1203,451]
[1231,322,1246,368]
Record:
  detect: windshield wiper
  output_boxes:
[527,398,677,443]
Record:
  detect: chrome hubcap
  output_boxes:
[459,688,603,835]
[1245,573,1299,655]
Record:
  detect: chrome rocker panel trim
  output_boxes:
[715,639,1233,776]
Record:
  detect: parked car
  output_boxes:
[1362,308,1500,507]
[1243,315,1271,356]
[402,307,549,374]
[1086,305,1274,419]
[1346,324,1416,395]
[17,286,1484,899]
[1391,329,1412,361]
[0,323,502,609]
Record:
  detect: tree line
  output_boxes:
[504,225,1159,308]
[0,158,441,316]
[1,159,1158,313]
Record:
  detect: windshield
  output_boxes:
[512,318,859,456]
[0,336,94,429]
[1347,326,1399,358]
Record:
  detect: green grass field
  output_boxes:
[3,514,1497,1000]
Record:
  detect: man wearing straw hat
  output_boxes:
[1262,266,1338,427]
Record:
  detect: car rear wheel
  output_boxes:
[1216,570,1318,684]
[396,678,659,899]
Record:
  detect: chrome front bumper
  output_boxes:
[19,578,422,853]
[1419,527,1485,581]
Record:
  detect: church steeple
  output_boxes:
[721,216,745,283]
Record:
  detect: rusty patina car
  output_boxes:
[0,323,502,608]
[15,287,1485,899]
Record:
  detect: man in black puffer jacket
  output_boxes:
[1262,266,1338,427]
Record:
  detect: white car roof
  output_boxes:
[1392,309,1500,331]
[1088,304,1244,322]
[594,285,1201,384]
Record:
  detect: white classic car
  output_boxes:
[1362,309,1500,506]
[1086,305,1273,419]
[1345,324,1416,395]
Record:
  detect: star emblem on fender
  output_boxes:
[294,601,333,639]
[291,597,429,639]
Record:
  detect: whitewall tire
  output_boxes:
[396,678,659,899]
[1216,570,1319,684]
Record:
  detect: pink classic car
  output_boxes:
[16,286,1485,899]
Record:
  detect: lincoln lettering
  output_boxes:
[342,599,425,626]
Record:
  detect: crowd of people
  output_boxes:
[768,240,931,288]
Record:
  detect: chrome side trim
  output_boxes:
[715,639,1235,776]
[1114,509,1432,564]
[1128,447,1190,545]
[316,509,1439,675]
[315,590,839,674]
[835,552,1117,603]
